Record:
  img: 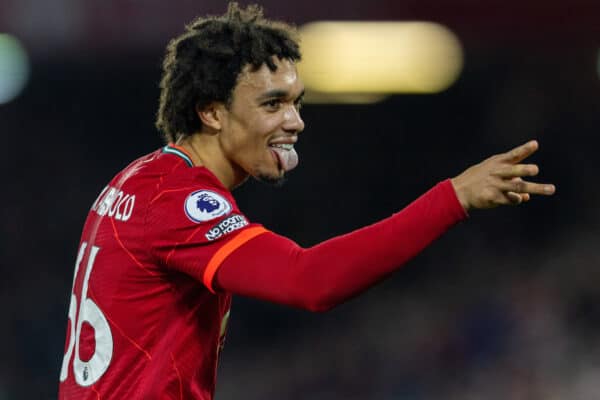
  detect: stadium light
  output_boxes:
[298,21,464,103]
[0,34,30,105]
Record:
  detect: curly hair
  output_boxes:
[156,2,301,143]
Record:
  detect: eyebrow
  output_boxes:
[257,88,305,102]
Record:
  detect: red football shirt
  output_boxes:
[59,143,466,399]
[59,144,262,399]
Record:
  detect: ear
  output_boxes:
[196,102,226,132]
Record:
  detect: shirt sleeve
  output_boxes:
[215,179,467,311]
[145,181,267,291]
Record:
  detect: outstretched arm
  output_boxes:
[216,179,464,311]
[214,140,555,311]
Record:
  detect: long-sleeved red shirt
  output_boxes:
[216,179,467,311]
[59,144,466,400]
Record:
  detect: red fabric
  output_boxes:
[59,143,465,400]
[59,148,253,400]
[216,179,467,311]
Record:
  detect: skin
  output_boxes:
[179,57,305,190]
[451,140,556,211]
[180,57,554,211]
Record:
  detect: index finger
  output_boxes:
[501,140,539,163]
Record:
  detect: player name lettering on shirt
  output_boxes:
[91,185,136,222]
[205,214,249,241]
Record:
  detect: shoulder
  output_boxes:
[148,168,239,225]
[107,146,226,201]
[144,156,246,238]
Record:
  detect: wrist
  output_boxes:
[450,177,470,212]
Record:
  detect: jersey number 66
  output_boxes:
[59,243,114,386]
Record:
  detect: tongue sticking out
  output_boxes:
[271,147,299,172]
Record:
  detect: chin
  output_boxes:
[254,172,287,187]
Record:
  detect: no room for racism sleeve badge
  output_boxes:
[184,190,232,223]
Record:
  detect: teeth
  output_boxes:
[270,143,294,150]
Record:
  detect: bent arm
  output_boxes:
[215,179,467,312]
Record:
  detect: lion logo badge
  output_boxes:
[185,190,232,223]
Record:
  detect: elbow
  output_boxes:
[295,289,340,313]
[284,254,342,313]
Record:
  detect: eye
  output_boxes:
[262,99,282,111]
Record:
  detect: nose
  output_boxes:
[283,105,305,134]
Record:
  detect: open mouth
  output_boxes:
[268,143,298,172]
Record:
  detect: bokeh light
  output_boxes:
[298,21,463,103]
[0,34,30,104]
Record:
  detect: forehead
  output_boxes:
[235,58,303,97]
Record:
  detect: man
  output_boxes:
[58,3,555,399]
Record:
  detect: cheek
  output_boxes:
[220,127,266,166]
[232,119,277,150]
[227,129,263,153]
[220,109,282,160]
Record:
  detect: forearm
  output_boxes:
[215,179,467,311]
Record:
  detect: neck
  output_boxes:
[177,133,247,190]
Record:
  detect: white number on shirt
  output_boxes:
[59,242,114,386]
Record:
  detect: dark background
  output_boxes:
[1,0,599,398]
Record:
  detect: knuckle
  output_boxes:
[515,165,525,176]
[482,187,495,201]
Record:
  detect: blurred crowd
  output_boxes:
[217,228,600,400]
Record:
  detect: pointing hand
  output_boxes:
[451,140,556,211]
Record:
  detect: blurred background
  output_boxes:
[1,0,599,398]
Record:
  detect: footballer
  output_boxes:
[58,3,555,399]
